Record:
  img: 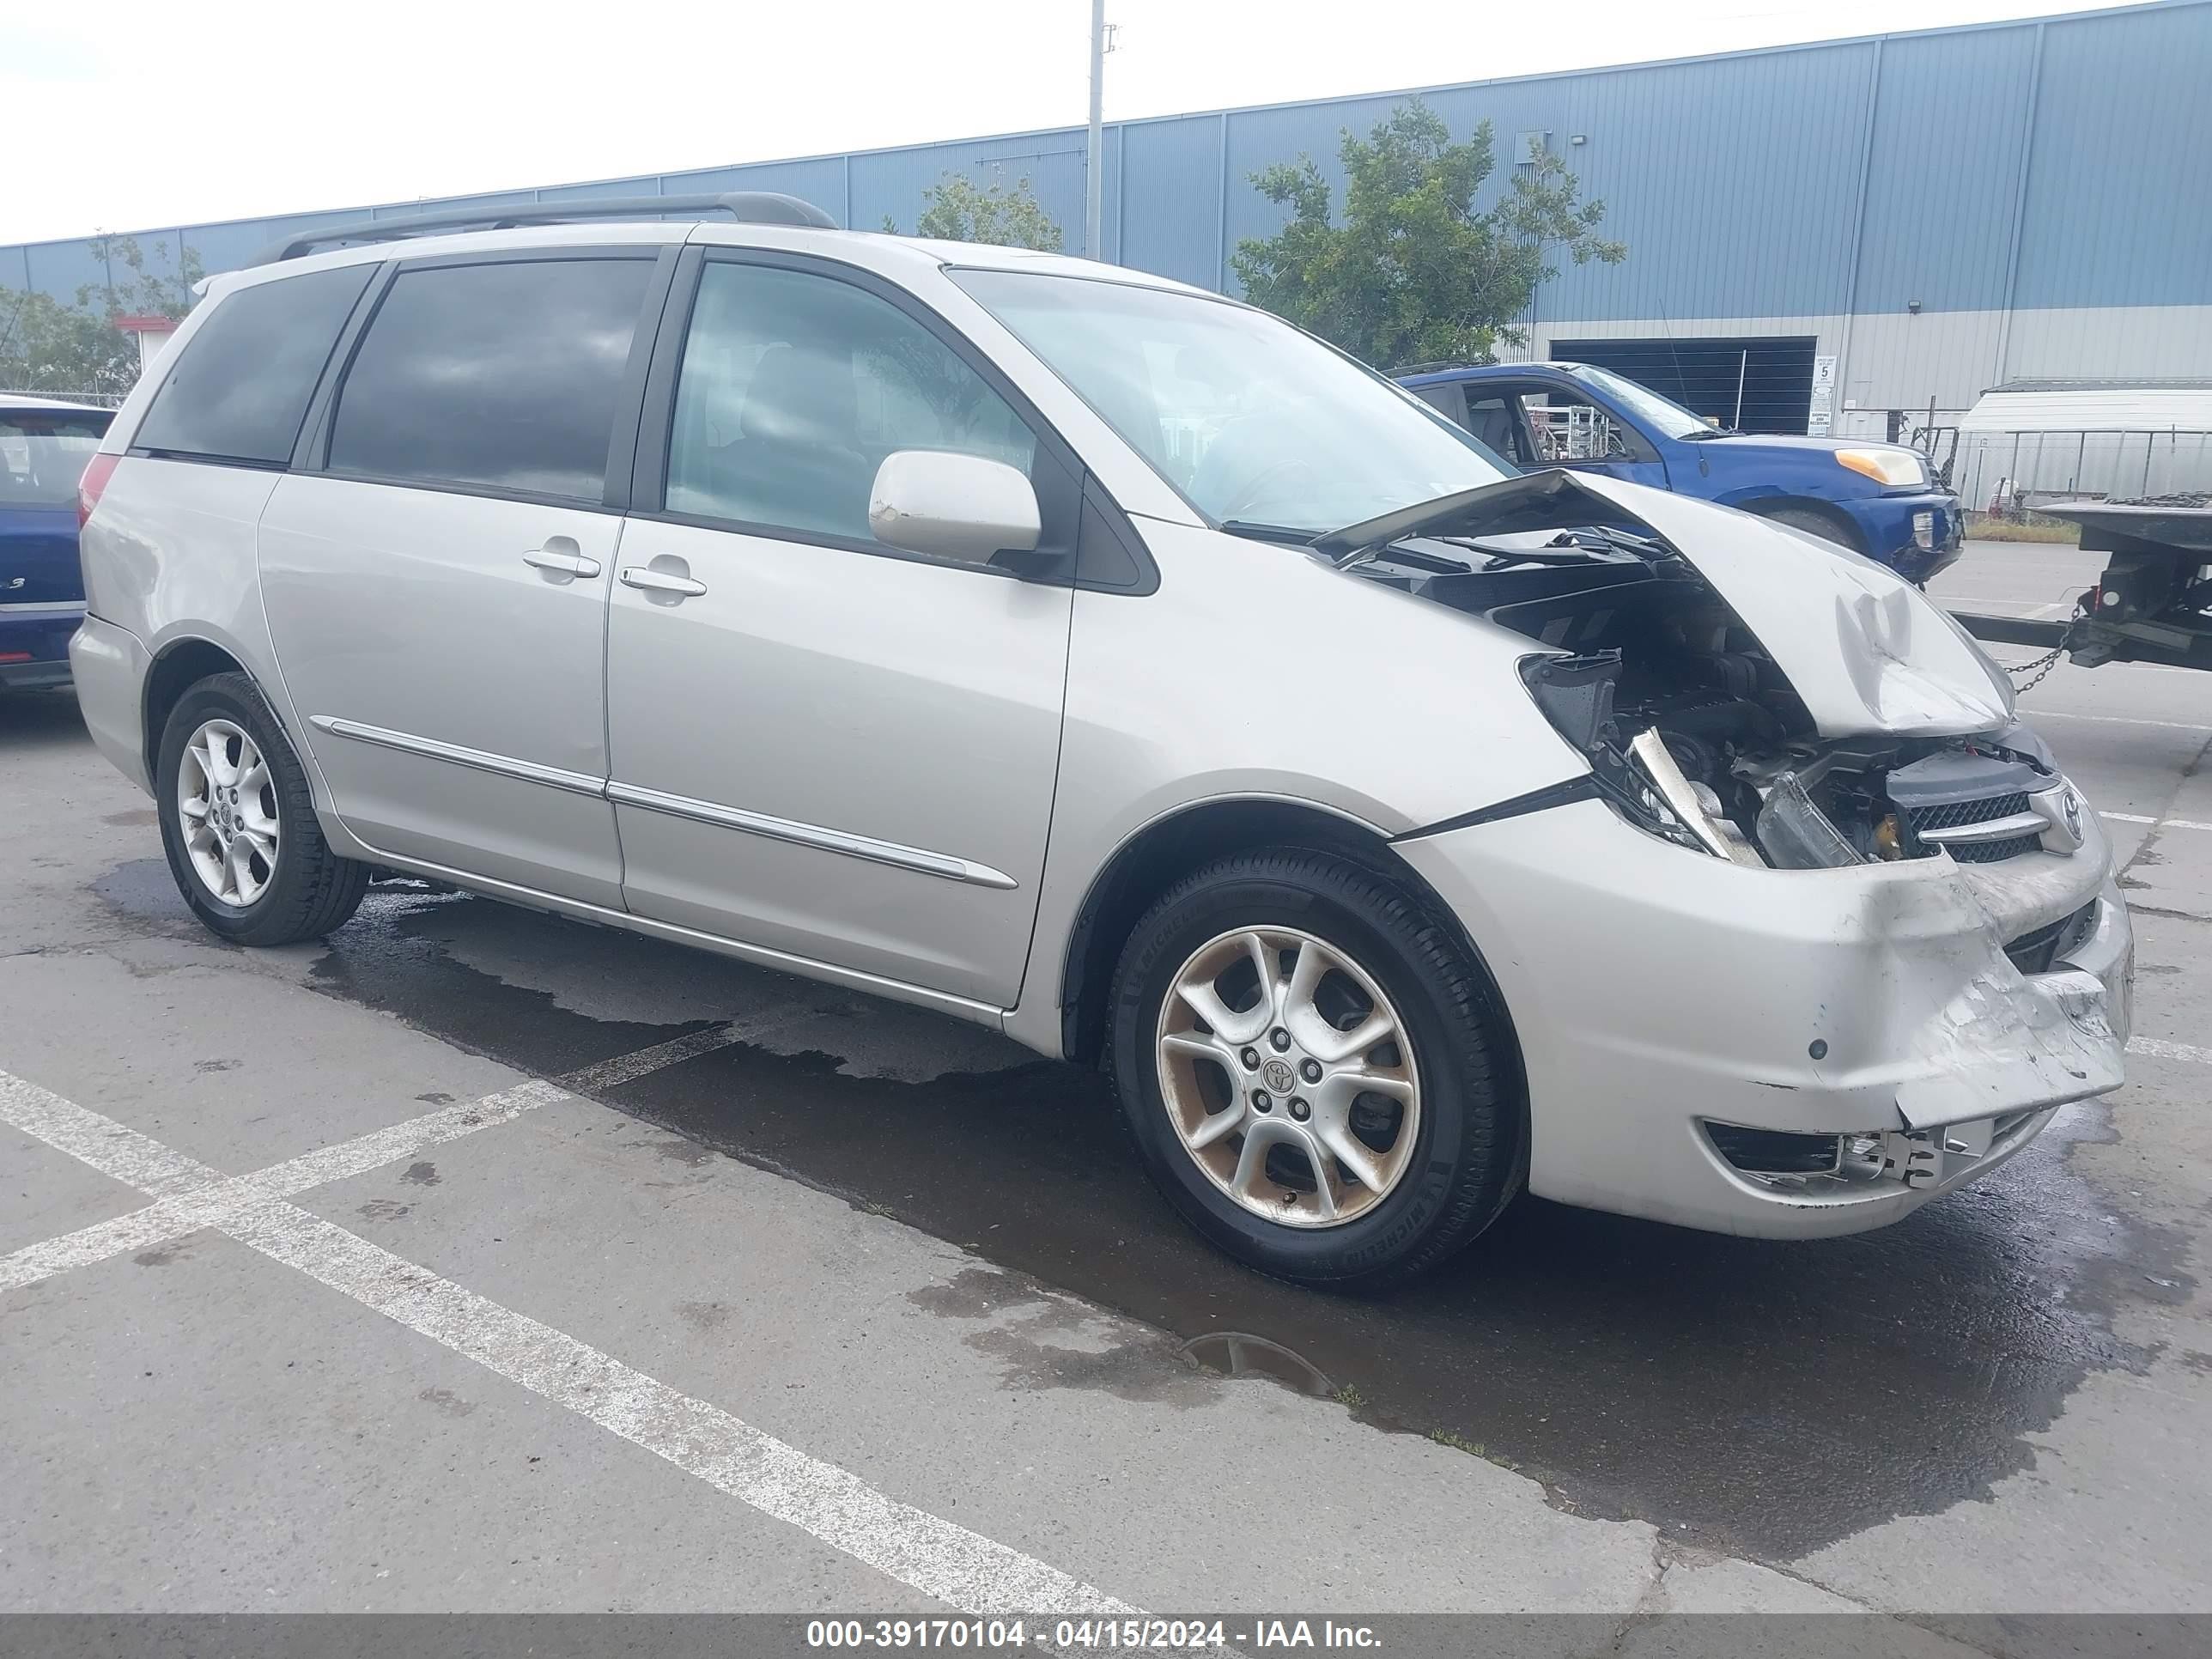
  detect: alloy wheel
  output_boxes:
[177,717,280,908]
[1154,925,1421,1229]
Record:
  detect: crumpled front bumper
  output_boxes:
[1395,797,2130,1238]
[1852,489,1965,584]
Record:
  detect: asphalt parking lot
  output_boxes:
[3,540,2209,1638]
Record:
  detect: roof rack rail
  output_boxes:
[252,191,839,266]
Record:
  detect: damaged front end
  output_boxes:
[1517,645,2089,881]
[1330,468,2059,884]
[1345,471,2133,1236]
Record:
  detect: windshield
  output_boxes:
[950,270,1510,533]
[0,410,110,508]
[1564,364,1717,440]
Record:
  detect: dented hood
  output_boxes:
[1321,471,2015,739]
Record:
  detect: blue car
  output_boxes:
[1396,361,1964,582]
[1,395,114,691]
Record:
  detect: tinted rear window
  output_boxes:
[2,409,112,508]
[134,264,374,465]
[326,257,653,502]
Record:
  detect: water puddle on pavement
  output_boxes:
[89,864,2194,1558]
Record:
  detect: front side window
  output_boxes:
[0,410,111,507]
[328,257,654,501]
[950,269,1509,535]
[1461,396,1530,466]
[665,262,1036,546]
[1516,387,1636,464]
[134,264,374,465]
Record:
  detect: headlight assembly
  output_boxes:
[1834,447,1928,488]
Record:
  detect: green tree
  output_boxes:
[1232,101,1625,370]
[887,172,1064,252]
[0,234,204,398]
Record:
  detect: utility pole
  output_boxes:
[1085,0,1106,259]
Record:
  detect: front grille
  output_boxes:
[1946,831,2045,864]
[1905,793,2031,835]
[1903,791,2040,863]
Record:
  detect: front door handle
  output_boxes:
[523,548,603,580]
[619,564,708,599]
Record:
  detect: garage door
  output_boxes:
[1551,336,1816,435]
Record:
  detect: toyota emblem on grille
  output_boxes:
[2061,786,2083,838]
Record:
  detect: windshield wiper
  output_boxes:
[1335,517,1677,574]
[1334,542,1479,574]
[1218,519,1319,546]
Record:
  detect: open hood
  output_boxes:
[1321,471,2014,739]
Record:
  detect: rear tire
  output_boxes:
[1106,847,1522,1290]
[156,672,369,945]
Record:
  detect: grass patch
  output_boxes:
[1967,513,2081,545]
[1331,1383,1364,1408]
[1426,1427,1521,1471]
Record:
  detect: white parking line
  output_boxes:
[0,1063,1135,1617]
[0,1029,748,1297]
[560,1024,747,1091]
[0,1180,256,1295]
[2018,710,2212,732]
[0,1077,567,1296]
[0,1071,221,1199]
[2102,811,2212,833]
[2129,1036,2212,1067]
[228,1195,1134,1615]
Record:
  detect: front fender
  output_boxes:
[1005,517,1589,1056]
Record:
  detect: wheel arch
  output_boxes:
[1740,495,1867,552]
[1054,797,1527,1109]
[143,636,253,771]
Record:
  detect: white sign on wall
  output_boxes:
[1808,356,1838,435]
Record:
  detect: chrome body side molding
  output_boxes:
[605,780,1019,890]
[307,714,605,797]
[308,715,1018,890]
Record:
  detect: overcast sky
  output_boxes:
[2,0,2136,245]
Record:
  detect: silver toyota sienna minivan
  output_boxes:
[70,194,2131,1286]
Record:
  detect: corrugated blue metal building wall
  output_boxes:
[7,1,2209,419]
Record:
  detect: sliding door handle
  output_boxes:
[619,564,708,599]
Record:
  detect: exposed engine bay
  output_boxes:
[1349,538,2070,875]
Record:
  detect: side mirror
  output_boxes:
[868,450,1041,565]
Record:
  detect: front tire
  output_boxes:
[1763,502,1863,553]
[1107,848,1522,1289]
[156,672,369,945]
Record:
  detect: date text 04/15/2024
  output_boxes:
[804,1619,1383,1650]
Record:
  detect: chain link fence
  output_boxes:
[0,388,129,409]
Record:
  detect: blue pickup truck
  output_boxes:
[1,395,113,692]
[1396,361,1964,582]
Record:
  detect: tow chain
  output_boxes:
[2007,642,2069,695]
[1996,601,2086,695]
